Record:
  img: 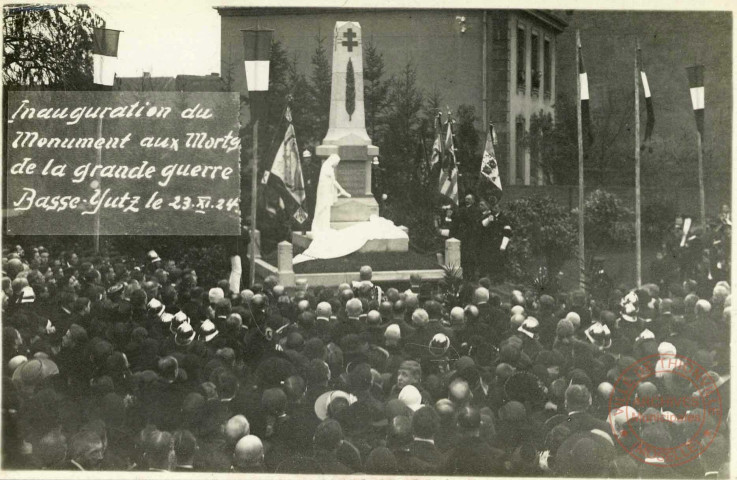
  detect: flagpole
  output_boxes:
[576,30,585,289]
[697,131,706,231]
[250,118,259,287]
[634,40,642,287]
[94,116,102,254]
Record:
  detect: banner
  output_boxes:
[5,91,241,235]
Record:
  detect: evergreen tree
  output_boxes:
[454,105,481,194]
[364,40,389,142]
[382,60,424,191]
[310,35,332,142]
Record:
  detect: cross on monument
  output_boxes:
[342,28,358,51]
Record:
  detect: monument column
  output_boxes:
[316,21,380,230]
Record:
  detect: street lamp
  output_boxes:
[242,28,273,287]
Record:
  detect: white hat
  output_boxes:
[314,390,357,420]
[208,288,225,304]
[19,285,35,303]
[398,385,422,411]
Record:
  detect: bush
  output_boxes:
[503,196,577,281]
[584,189,634,249]
[642,196,676,245]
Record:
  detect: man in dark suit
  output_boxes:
[450,194,481,280]
[409,406,442,468]
[546,384,612,438]
[440,406,506,475]
[477,197,512,284]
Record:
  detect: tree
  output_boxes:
[454,104,481,195]
[364,40,389,142]
[310,35,331,142]
[522,108,577,185]
[3,4,105,88]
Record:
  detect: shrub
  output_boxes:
[584,189,634,249]
[642,196,677,245]
[503,196,577,280]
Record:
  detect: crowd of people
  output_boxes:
[0,234,731,476]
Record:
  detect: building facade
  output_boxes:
[216,7,566,186]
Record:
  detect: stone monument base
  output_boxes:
[292,222,409,254]
[330,196,379,229]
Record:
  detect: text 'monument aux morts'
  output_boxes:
[5,91,242,236]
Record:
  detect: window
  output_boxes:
[531,32,540,95]
[544,38,552,99]
[517,26,526,93]
[515,117,526,185]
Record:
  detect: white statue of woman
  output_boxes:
[311,154,351,233]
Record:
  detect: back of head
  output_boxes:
[359,265,373,281]
[474,287,490,304]
[224,414,250,444]
[158,356,179,381]
[37,430,67,468]
[146,430,174,468]
[565,384,592,412]
[412,406,440,439]
[233,435,263,468]
[387,415,413,447]
[316,301,332,318]
[449,378,471,406]
[457,405,481,430]
[173,430,197,463]
[314,419,343,451]
[366,447,397,475]
[346,298,363,318]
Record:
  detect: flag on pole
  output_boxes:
[477,123,503,203]
[92,28,121,86]
[637,46,655,145]
[416,133,430,185]
[429,113,443,170]
[438,120,458,205]
[578,36,594,145]
[686,65,705,136]
[262,106,308,224]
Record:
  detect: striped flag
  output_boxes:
[429,113,443,169]
[438,120,458,205]
[262,106,308,223]
[92,28,121,86]
[478,123,503,202]
[686,65,705,136]
[637,47,655,146]
[578,36,594,145]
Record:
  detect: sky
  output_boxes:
[83,0,735,78]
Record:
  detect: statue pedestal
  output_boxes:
[316,143,380,229]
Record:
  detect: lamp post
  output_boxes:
[242,28,274,287]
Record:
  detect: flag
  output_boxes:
[637,47,655,146]
[92,28,121,86]
[686,65,705,136]
[429,113,443,170]
[478,123,503,202]
[438,120,458,205]
[262,107,308,224]
[578,36,594,145]
[416,133,430,185]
